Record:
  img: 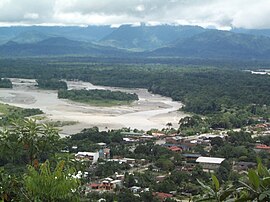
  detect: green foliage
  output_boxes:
[1,58,270,118]
[196,162,270,202]
[155,158,174,171]
[0,78,12,88]
[36,79,67,90]
[0,119,60,166]
[58,89,138,106]
[0,103,43,126]
[0,169,21,201]
[236,162,270,201]
[65,127,124,152]
[95,162,130,178]
[24,160,80,202]
[195,174,234,202]
[118,189,141,202]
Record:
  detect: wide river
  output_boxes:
[0,78,188,135]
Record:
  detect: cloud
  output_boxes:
[0,0,269,29]
[24,13,39,20]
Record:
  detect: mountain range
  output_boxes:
[1,24,270,60]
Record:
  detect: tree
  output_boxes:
[23,160,80,202]
[166,122,172,129]
[195,174,234,202]
[236,162,270,201]
[0,169,21,201]
[14,119,60,165]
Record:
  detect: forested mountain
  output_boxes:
[0,25,115,44]
[151,30,270,59]
[1,25,270,59]
[10,30,50,44]
[99,24,205,50]
[232,28,270,38]
[0,37,126,57]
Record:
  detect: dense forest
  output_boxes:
[0,57,269,124]
[58,89,138,106]
[0,78,12,88]
[0,57,269,201]
[36,79,67,90]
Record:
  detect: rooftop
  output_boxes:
[196,156,225,164]
[75,151,98,156]
[255,144,270,149]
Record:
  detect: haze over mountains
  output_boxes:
[1,24,270,60]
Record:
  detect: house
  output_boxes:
[110,180,122,189]
[182,153,201,163]
[196,156,225,172]
[99,148,110,159]
[168,146,182,152]
[156,175,167,182]
[233,161,257,172]
[130,186,141,193]
[123,158,136,164]
[254,144,270,153]
[97,142,107,148]
[115,174,125,181]
[153,192,173,201]
[166,136,184,144]
[75,152,99,164]
[88,178,122,192]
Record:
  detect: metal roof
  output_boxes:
[196,156,225,164]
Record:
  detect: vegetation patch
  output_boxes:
[0,78,12,88]
[0,103,43,126]
[58,89,139,106]
[36,79,67,90]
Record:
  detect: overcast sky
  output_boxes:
[0,0,269,29]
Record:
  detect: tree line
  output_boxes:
[0,78,12,88]
[58,89,139,103]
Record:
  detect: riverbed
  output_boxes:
[0,78,188,135]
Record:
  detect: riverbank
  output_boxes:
[0,78,188,135]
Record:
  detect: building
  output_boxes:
[153,192,173,201]
[168,146,182,152]
[99,148,110,159]
[233,161,256,172]
[182,153,201,163]
[89,178,123,191]
[75,152,99,164]
[196,156,225,171]
[254,144,270,153]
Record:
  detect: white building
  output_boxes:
[75,152,99,164]
[196,156,225,171]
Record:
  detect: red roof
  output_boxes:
[153,192,173,200]
[168,146,182,152]
[90,183,100,188]
[256,144,270,150]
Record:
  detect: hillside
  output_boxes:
[0,26,115,44]
[100,24,205,50]
[151,30,270,59]
[0,37,126,57]
[1,26,270,60]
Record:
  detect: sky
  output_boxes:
[0,0,270,29]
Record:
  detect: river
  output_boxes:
[0,78,188,135]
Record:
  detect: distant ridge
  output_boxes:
[0,37,126,57]
[150,30,270,59]
[100,24,205,50]
[1,25,270,60]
